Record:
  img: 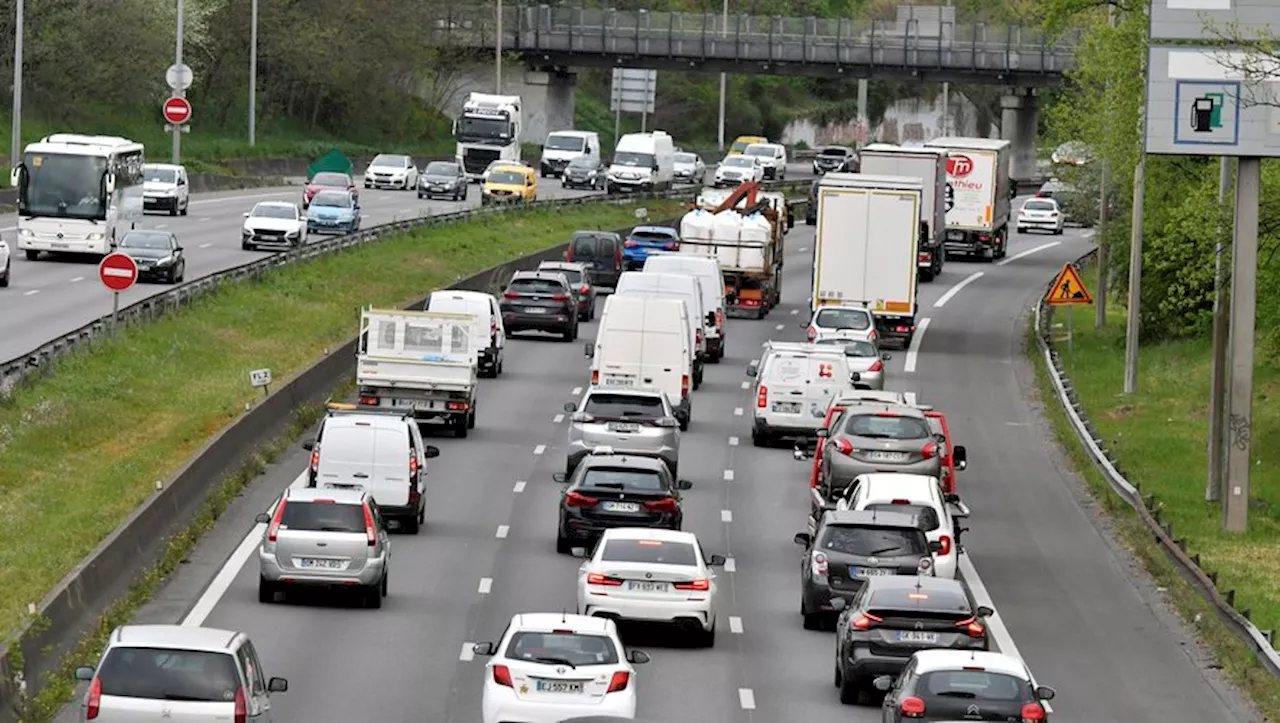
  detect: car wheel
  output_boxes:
[258,577,277,604]
[801,604,823,630]
[555,533,573,555]
[365,583,383,609]
[180,200,189,216]
[467,408,476,430]
[417,191,424,199]
[752,426,770,448]
[25,249,38,261]
[838,670,860,705]
[677,413,689,432]
[700,622,717,648]
[381,574,389,597]
[402,514,420,535]
[562,324,575,342]
[455,414,469,439]
[0,261,9,287]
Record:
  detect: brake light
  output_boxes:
[85,676,101,719]
[810,550,829,578]
[503,291,520,300]
[835,438,854,456]
[309,447,320,476]
[446,401,470,412]
[409,450,419,480]
[565,491,599,508]
[615,245,623,267]
[918,252,930,262]
[363,503,377,546]
[978,234,991,242]
[1021,702,1047,722]
[756,385,768,408]
[624,240,638,248]
[938,535,952,556]
[580,284,590,294]
[233,686,247,723]
[662,241,679,251]
[591,369,599,384]
[266,498,287,542]
[806,326,816,342]
[900,696,926,717]
[587,572,623,586]
[673,578,710,591]
[492,664,513,687]
[607,671,630,693]
[681,375,690,396]
[955,615,985,637]
[490,321,498,336]
[852,612,883,630]
[868,360,883,372]
[551,294,570,302]
[644,497,679,513]
[891,498,911,504]
[716,308,723,326]
[921,442,938,459]
[358,395,378,406]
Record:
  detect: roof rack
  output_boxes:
[325,402,412,418]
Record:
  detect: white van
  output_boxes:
[746,342,853,446]
[607,131,675,193]
[641,255,727,363]
[614,271,708,388]
[427,290,506,378]
[586,295,694,429]
[540,130,601,178]
[743,142,789,180]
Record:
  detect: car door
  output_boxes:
[488,296,505,352]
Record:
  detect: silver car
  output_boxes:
[817,402,942,496]
[813,337,889,390]
[565,386,681,477]
[673,152,706,184]
[74,624,287,722]
[256,486,391,608]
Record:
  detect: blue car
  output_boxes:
[623,225,680,269]
[306,189,360,234]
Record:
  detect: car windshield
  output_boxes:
[613,151,655,168]
[252,205,296,220]
[674,153,697,164]
[279,501,366,533]
[489,171,525,185]
[1024,200,1056,212]
[919,670,1032,701]
[312,172,349,186]
[311,191,352,208]
[818,339,877,357]
[505,631,619,666]
[119,232,171,250]
[601,539,697,566]
[819,525,927,556]
[545,134,585,151]
[815,308,872,330]
[96,647,241,702]
[843,414,931,439]
[567,156,596,169]
[579,467,664,492]
[371,154,408,168]
[745,146,774,158]
[583,393,665,420]
[144,167,177,183]
[508,278,565,294]
[541,266,582,284]
[864,503,939,531]
[425,162,458,176]
[723,156,754,168]
[819,148,849,158]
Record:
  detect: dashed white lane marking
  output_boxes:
[513,480,527,493]
[724,557,736,572]
[774,323,784,330]
[740,381,749,389]
[197,216,212,221]
[729,616,744,634]
[496,525,509,539]
[934,271,984,308]
[905,392,918,406]
[790,308,799,315]
[728,436,739,446]
[903,317,930,374]
[553,414,565,423]
[721,510,733,523]
[798,246,808,252]
[459,643,475,662]
[199,242,212,249]
[533,445,546,455]
[996,241,1060,267]
[723,469,735,481]
[478,577,493,595]
[571,386,583,395]
[733,407,743,416]
[70,276,84,283]
[738,688,756,710]
[23,289,38,296]
[155,224,168,229]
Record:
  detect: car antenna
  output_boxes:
[562,608,568,624]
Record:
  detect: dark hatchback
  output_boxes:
[499,271,579,341]
[565,231,625,289]
[116,230,185,284]
[794,509,941,630]
[832,576,991,704]
[876,650,1056,722]
[538,260,596,321]
[553,452,692,554]
[418,161,467,201]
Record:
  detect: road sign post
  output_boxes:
[1045,264,1093,354]
[98,252,138,336]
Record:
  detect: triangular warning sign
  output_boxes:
[1046,264,1093,306]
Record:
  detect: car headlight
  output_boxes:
[157,255,174,265]
[86,233,104,241]
[286,230,299,238]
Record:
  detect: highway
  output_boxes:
[0,160,811,363]
[50,206,1259,723]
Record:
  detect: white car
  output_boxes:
[1017,197,1065,235]
[473,613,651,723]
[743,142,788,180]
[672,152,706,184]
[806,304,877,344]
[0,233,9,287]
[573,528,725,647]
[363,153,419,190]
[141,163,190,216]
[713,155,763,187]
[827,473,968,580]
[242,201,308,251]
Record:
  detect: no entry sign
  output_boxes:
[163,96,192,125]
[99,252,138,293]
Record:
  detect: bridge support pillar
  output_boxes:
[1000,89,1039,183]
[520,70,576,147]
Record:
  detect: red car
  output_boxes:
[304,172,358,208]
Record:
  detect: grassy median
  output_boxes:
[0,199,685,641]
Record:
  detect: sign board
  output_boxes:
[98,253,138,293]
[249,368,273,388]
[1046,264,1093,306]
[1150,0,1274,42]
[1144,46,1280,157]
[166,63,194,91]
[610,69,657,114]
[163,96,192,125]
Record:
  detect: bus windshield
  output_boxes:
[22,152,108,219]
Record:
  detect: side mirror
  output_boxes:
[301,440,315,451]
[829,597,847,612]
[881,352,892,360]
[626,650,651,665]
[873,675,893,691]
[472,642,496,656]
[584,342,595,358]
[1035,685,1056,701]
[816,428,830,438]
[944,493,961,504]
[928,540,944,553]
[243,212,251,218]
[745,361,758,377]
[975,605,994,617]
[174,246,184,252]
[255,513,271,524]
[424,445,441,459]
[9,166,20,188]
[850,372,861,382]
[74,666,95,681]
[708,554,727,566]
[267,677,288,693]
[553,472,567,484]
[676,479,693,490]
[793,532,812,547]
[953,445,968,470]
[569,546,590,558]
[563,401,577,412]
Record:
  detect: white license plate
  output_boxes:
[535,680,584,694]
[525,307,548,314]
[626,581,670,593]
[393,399,432,409]
[772,402,802,413]
[601,501,641,512]
[852,566,895,578]
[866,450,910,462]
[603,377,635,387]
[608,422,640,432]
[898,631,939,643]
[947,230,967,240]
[297,558,344,569]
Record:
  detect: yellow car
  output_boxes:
[729,135,768,155]
[482,164,537,205]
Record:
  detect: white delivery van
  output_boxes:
[426,290,506,378]
[540,130,601,178]
[607,131,675,193]
[746,342,854,446]
[614,271,708,388]
[642,254,727,363]
[586,295,694,430]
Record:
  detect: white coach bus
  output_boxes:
[10,134,145,259]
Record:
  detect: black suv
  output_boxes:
[564,231,624,289]
[499,271,579,341]
[553,450,692,554]
[794,509,942,630]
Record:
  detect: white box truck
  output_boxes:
[454,93,523,181]
[607,131,675,193]
[924,137,1014,261]
[356,308,480,436]
[858,143,947,282]
[812,173,923,347]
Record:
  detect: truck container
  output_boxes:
[923,137,1013,261]
[678,182,784,318]
[858,143,947,281]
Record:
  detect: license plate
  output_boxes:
[603,377,635,387]
[601,501,641,512]
[626,580,670,593]
[947,230,966,240]
[535,680,584,694]
[393,399,431,409]
[771,402,802,413]
[866,450,910,462]
[852,566,895,578]
[608,422,640,432]
[525,307,547,314]
[297,558,343,569]
[898,631,939,643]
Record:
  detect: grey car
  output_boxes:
[813,337,889,390]
[418,160,467,200]
[256,486,391,608]
[538,260,597,321]
[673,152,706,184]
[817,403,942,497]
[565,386,680,476]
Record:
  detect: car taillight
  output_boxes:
[266,498,287,542]
[309,447,320,475]
[644,497,679,513]
[835,438,854,456]
[918,252,930,262]
[492,664,513,687]
[551,294,570,302]
[85,676,102,720]
[978,234,990,242]
[955,615,985,637]
[715,309,723,326]
[615,246,623,267]
[937,535,952,556]
[624,240,638,248]
[921,442,938,459]
[868,360,883,372]
[607,671,630,693]
[409,451,419,480]
[662,241,679,251]
[1021,702,1047,722]
[673,578,710,591]
[850,612,882,630]
[565,491,599,508]
[446,401,470,412]
[587,572,623,586]
[234,686,247,723]
[503,291,520,300]
[591,369,599,384]
[491,321,498,336]
[806,326,816,342]
[580,284,590,294]
[363,503,377,546]
[756,385,768,408]
[681,375,690,396]
[901,696,926,717]
[358,395,378,406]
[810,550,828,578]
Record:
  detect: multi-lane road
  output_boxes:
[50,206,1261,722]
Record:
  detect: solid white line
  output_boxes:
[459,643,476,662]
[723,469,735,481]
[155,224,168,229]
[729,616,744,634]
[903,317,930,373]
[738,688,756,710]
[733,407,743,416]
[721,510,733,523]
[728,436,739,446]
[740,381,749,389]
[69,276,84,283]
[513,480,527,493]
[958,554,1052,713]
[571,386,583,395]
[478,577,493,595]
[199,243,212,249]
[23,289,37,296]
[996,241,1060,267]
[197,217,212,222]
[102,267,133,278]
[553,414,565,424]
[533,445,546,455]
[723,557,736,572]
[934,272,984,308]
[496,525,509,539]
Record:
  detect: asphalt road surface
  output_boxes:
[0,160,813,362]
[51,206,1259,723]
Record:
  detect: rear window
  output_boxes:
[508,278,566,294]
[843,414,931,440]
[918,670,1032,701]
[571,234,605,256]
[601,539,697,565]
[580,467,665,492]
[629,229,678,243]
[763,354,845,383]
[505,632,619,666]
[818,525,927,556]
[865,503,939,531]
[97,648,241,701]
[583,393,665,419]
[1024,200,1056,212]
[541,266,582,284]
[819,148,849,158]
[815,307,872,330]
[280,500,367,533]
[868,586,971,614]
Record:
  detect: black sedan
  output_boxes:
[116,230,185,284]
[554,450,692,554]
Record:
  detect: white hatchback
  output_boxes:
[474,613,650,723]
[573,527,726,647]
[807,304,877,344]
[1017,197,1065,234]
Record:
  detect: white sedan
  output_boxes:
[363,153,419,190]
[0,233,10,287]
[573,527,725,647]
[713,155,764,187]
[830,472,967,580]
[242,201,308,251]
[473,613,650,723]
[1016,197,1065,235]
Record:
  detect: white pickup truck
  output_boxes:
[356,308,479,437]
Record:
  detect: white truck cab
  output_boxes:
[586,295,693,430]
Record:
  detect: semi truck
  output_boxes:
[454,93,523,181]
[858,143,947,282]
[811,173,923,347]
[356,308,480,437]
[923,137,1014,261]
[678,182,785,319]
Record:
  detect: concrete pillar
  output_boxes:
[1000,88,1039,183]
[519,70,576,146]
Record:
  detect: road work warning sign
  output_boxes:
[1046,264,1093,306]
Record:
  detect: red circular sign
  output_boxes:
[947,154,974,177]
[98,252,139,292]
[162,96,192,125]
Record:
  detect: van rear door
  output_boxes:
[369,424,411,506]
[762,352,846,429]
[316,421,411,506]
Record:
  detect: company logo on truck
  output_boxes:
[947,155,974,177]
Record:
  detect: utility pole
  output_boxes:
[9,0,23,172]
[1122,44,1150,395]
[248,0,258,146]
[1223,157,1259,533]
[495,0,503,93]
[716,0,728,150]
[1095,2,1117,329]
[172,0,185,165]
[1206,156,1234,501]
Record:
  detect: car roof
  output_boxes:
[842,403,928,420]
[110,625,240,652]
[912,650,1031,679]
[832,391,910,407]
[432,290,493,302]
[600,527,697,544]
[255,201,296,208]
[511,270,568,283]
[284,486,368,504]
[508,613,615,634]
[630,225,678,235]
[583,385,665,399]
[539,261,588,271]
[323,411,410,429]
[822,508,922,528]
[580,453,669,473]
[859,475,941,503]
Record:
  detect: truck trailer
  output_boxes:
[924,137,1013,261]
[858,143,947,282]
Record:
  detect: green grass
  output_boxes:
[0,199,686,643]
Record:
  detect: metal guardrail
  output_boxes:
[428,5,1078,83]
[0,180,811,396]
[1034,252,1280,680]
